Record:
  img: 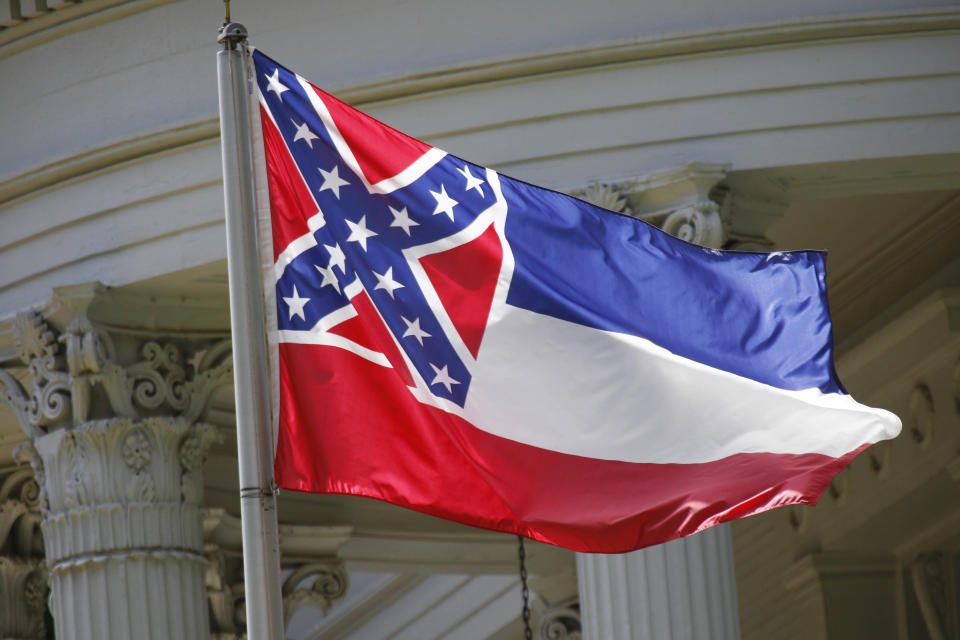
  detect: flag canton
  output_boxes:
[255,52,495,407]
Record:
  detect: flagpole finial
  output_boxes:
[217,21,247,48]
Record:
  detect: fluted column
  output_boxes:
[570,165,783,640]
[577,525,740,640]
[20,417,219,639]
[0,287,233,640]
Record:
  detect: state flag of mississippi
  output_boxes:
[251,49,900,553]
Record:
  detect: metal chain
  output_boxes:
[518,535,533,640]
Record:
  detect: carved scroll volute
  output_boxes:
[0,468,48,640]
[534,597,582,640]
[282,561,349,622]
[206,546,245,637]
[2,305,234,437]
[661,201,724,248]
[0,469,44,557]
[12,312,71,435]
[571,166,729,250]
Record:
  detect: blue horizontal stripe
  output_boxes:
[500,175,842,394]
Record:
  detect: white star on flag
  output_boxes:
[282,285,310,321]
[430,185,458,221]
[315,263,341,293]
[292,120,319,148]
[345,215,377,251]
[265,69,289,99]
[324,243,346,273]
[389,205,419,236]
[401,316,431,345]
[373,267,404,298]
[457,165,485,196]
[318,165,350,199]
[429,363,460,393]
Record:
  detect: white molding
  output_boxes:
[341,8,960,106]
[0,118,218,209]
[203,508,353,561]
[0,0,178,61]
[1,10,956,207]
[341,528,572,575]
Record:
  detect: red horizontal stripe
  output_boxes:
[275,343,864,552]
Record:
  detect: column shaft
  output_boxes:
[577,525,740,640]
[25,417,220,640]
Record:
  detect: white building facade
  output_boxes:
[1,0,959,638]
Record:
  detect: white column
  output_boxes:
[571,167,754,640]
[22,418,218,640]
[1,295,233,640]
[577,525,741,640]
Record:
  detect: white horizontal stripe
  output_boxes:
[464,305,901,464]
[278,329,390,367]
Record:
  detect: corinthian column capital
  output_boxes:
[571,162,787,251]
[1,286,233,440]
[0,283,234,640]
[572,163,729,248]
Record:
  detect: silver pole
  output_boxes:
[216,22,285,640]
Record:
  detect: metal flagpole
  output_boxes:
[217,19,286,640]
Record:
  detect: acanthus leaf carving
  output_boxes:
[572,182,630,215]
[180,422,223,505]
[182,340,234,424]
[0,368,35,439]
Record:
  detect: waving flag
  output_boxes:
[251,50,900,553]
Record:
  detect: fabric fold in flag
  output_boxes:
[251,48,901,553]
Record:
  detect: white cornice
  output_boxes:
[337,7,960,106]
[1,8,956,208]
[0,118,218,208]
[0,0,177,60]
